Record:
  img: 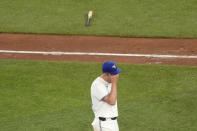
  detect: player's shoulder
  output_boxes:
[91,77,105,88]
[91,77,100,86]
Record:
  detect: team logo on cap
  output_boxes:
[112,65,117,69]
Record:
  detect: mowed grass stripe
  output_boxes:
[0,0,197,38]
[0,60,197,131]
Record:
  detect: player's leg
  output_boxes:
[100,119,116,131]
[106,119,119,131]
[92,119,118,131]
[114,120,119,131]
[92,118,101,131]
[102,127,113,131]
[92,125,100,131]
[92,123,112,131]
[92,120,111,131]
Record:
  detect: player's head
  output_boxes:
[102,61,122,75]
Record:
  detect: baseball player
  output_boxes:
[90,61,121,131]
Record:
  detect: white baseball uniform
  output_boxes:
[91,77,119,131]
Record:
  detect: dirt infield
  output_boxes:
[0,33,197,66]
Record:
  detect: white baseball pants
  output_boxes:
[92,117,119,131]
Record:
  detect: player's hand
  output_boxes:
[110,74,119,84]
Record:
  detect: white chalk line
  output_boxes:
[0,50,197,59]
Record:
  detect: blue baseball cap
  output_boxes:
[102,61,122,75]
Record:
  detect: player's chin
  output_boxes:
[107,78,111,83]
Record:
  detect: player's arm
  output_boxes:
[103,74,119,105]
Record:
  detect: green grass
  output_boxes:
[0,60,197,130]
[0,0,197,38]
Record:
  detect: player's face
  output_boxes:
[106,73,112,83]
[108,74,113,83]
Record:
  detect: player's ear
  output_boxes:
[106,73,111,76]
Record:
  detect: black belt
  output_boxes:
[99,117,117,121]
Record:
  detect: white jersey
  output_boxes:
[91,77,118,118]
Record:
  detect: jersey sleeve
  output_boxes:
[94,83,108,101]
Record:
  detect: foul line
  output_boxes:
[0,50,197,59]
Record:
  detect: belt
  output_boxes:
[99,117,117,121]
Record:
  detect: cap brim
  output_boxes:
[111,68,122,75]
[116,68,122,74]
